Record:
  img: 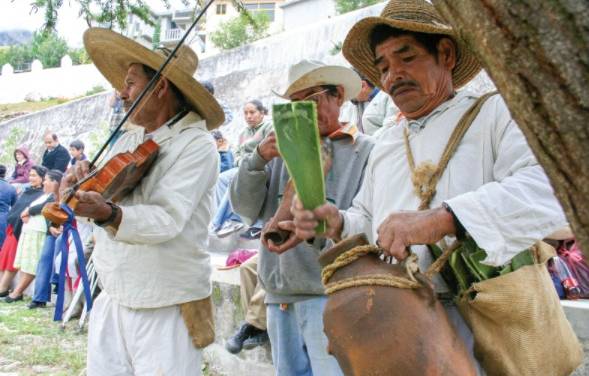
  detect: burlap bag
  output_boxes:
[179,296,215,349]
[455,242,584,376]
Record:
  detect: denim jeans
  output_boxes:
[212,168,242,230]
[267,297,343,376]
[32,234,57,303]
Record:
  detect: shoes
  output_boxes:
[28,301,47,309]
[242,330,269,350]
[239,226,262,240]
[4,295,23,303]
[216,221,244,238]
[225,323,263,354]
[0,290,8,298]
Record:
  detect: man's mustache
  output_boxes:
[388,80,419,96]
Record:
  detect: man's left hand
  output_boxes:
[376,207,456,261]
[73,191,112,221]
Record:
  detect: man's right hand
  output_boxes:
[257,132,280,161]
[291,196,344,241]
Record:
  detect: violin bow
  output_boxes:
[89,0,239,169]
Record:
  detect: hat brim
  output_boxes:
[84,28,224,130]
[342,16,481,92]
[274,66,362,102]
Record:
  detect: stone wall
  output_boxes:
[0,92,111,165]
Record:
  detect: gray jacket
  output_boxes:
[230,134,374,303]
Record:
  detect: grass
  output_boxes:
[0,99,71,122]
[0,298,87,375]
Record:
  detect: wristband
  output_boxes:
[95,202,120,228]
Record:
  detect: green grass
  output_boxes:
[0,299,87,375]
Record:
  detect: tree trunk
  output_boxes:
[432,0,589,259]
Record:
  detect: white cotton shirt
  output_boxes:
[342,90,567,281]
[93,111,219,309]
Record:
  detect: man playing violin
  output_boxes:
[65,29,225,375]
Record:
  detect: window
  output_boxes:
[216,4,227,15]
[244,2,275,22]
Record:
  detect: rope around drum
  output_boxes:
[321,242,462,295]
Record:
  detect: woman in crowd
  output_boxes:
[9,146,35,193]
[28,170,63,308]
[212,99,272,238]
[0,165,47,298]
[4,169,61,303]
[0,165,17,249]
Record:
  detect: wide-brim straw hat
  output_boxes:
[343,0,481,91]
[84,28,224,130]
[273,59,362,102]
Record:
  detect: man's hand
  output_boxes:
[376,207,456,261]
[257,132,280,161]
[264,220,303,254]
[73,191,112,221]
[20,208,30,219]
[291,196,343,241]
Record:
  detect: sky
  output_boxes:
[0,0,194,47]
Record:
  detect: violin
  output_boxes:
[42,140,159,225]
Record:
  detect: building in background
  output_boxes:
[280,0,336,31]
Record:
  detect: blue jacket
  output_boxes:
[219,150,234,173]
[0,179,16,215]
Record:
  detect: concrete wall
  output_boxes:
[0,92,111,164]
[281,0,337,31]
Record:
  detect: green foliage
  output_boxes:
[152,20,162,50]
[210,12,270,50]
[335,0,383,14]
[0,31,90,69]
[0,127,26,166]
[31,31,69,68]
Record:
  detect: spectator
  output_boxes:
[42,133,70,173]
[28,170,63,309]
[212,130,234,173]
[5,169,61,303]
[201,80,233,126]
[339,70,378,132]
[0,165,47,297]
[212,99,272,238]
[69,139,87,168]
[0,165,17,249]
[9,146,34,193]
[225,254,269,353]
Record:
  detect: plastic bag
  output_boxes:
[557,240,589,298]
[548,256,581,299]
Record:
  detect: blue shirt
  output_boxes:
[0,179,17,215]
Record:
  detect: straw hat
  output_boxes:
[343,0,481,91]
[83,28,224,130]
[274,60,362,102]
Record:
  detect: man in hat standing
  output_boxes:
[291,0,566,372]
[67,28,224,375]
[229,60,374,375]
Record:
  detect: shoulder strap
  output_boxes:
[404,91,499,210]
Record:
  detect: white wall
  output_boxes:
[282,0,336,31]
[0,63,111,104]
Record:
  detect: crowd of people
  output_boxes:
[0,135,88,308]
[0,0,583,375]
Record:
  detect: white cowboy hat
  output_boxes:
[343,0,481,90]
[273,60,362,102]
[83,28,224,130]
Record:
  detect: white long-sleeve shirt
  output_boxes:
[342,90,567,279]
[93,111,218,309]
